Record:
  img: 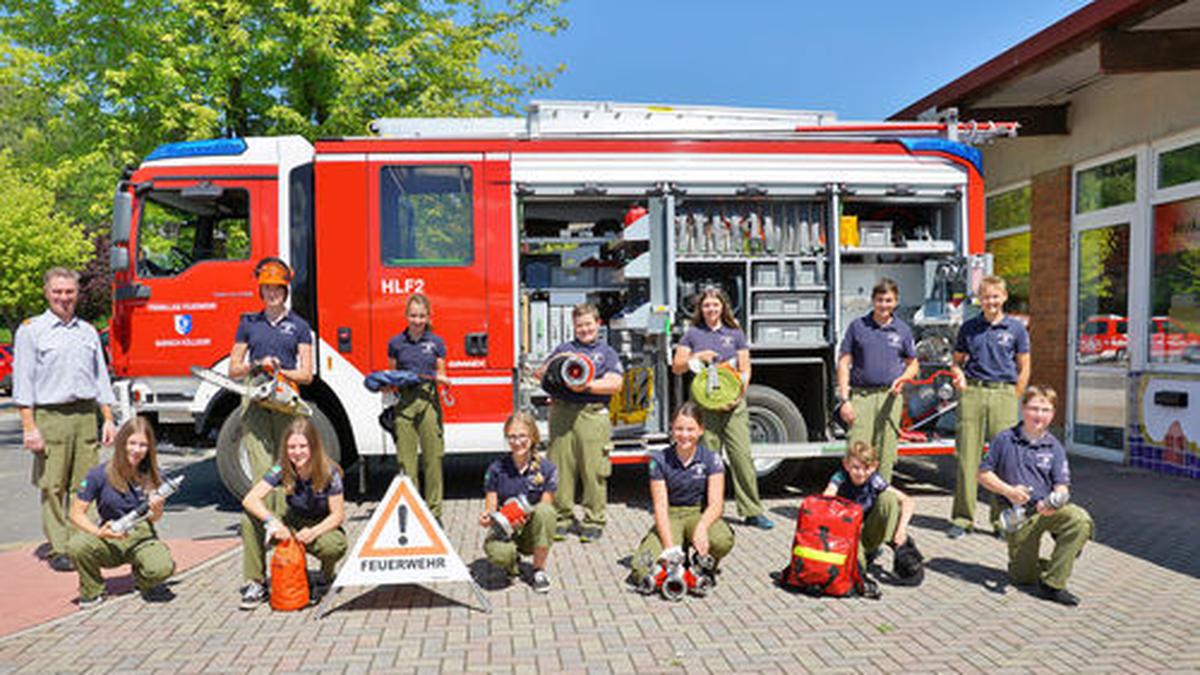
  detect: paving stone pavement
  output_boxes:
[1,455,1198,674]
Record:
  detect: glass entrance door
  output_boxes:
[1070,222,1130,454]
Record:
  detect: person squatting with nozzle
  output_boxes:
[68,417,176,609]
[229,257,314,482]
[539,303,623,543]
[837,278,919,483]
[947,275,1030,539]
[978,385,1093,606]
[14,267,118,573]
[479,412,558,593]
[630,402,735,586]
[386,293,451,520]
[239,417,347,610]
[672,287,773,530]
[822,441,915,572]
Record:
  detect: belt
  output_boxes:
[38,399,98,412]
[853,386,891,395]
[553,400,609,412]
[967,379,1014,389]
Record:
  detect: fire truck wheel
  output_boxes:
[215,406,343,499]
[745,384,807,493]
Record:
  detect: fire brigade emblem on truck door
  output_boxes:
[173,314,192,336]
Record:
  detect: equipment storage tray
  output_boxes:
[752,319,825,346]
[753,291,824,315]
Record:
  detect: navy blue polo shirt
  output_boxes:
[649,444,724,507]
[548,338,623,405]
[979,424,1070,508]
[954,315,1029,383]
[235,311,313,370]
[828,468,889,514]
[839,313,916,388]
[263,465,344,520]
[77,463,147,522]
[679,324,748,365]
[483,455,559,504]
[387,329,446,378]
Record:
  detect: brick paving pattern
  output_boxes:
[1,455,1198,674]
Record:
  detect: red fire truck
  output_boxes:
[107,101,1013,496]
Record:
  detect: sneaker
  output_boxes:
[865,547,883,567]
[578,526,604,543]
[49,554,75,572]
[1037,581,1080,606]
[745,514,775,530]
[78,594,105,610]
[553,526,570,542]
[530,569,551,594]
[140,584,175,603]
[945,525,967,540]
[239,581,268,610]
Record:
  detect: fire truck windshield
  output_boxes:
[136,187,250,277]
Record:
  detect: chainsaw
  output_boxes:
[191,364,313,417]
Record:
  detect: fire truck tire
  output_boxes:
[215,406,343,499]
[745,384,807,493]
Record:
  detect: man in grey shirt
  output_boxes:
[14,267,117,572]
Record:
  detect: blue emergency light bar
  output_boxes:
[145,138,248,162]
[897,138,983,175]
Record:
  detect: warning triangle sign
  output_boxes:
[333,475,472,588]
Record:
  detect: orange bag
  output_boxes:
[270,537,310,611]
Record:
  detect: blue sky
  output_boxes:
[517,0,1091,120]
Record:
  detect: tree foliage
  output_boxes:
[0,151,93,332]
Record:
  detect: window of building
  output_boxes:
[136,187,251,278]
[1158,140,1200,190]
[985,184,1031,315]
[1149,140,1200,365]
[1076,156,1136,214]
[380,165,474,267]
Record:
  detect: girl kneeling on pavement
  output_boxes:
[479,411,558,593]
[239,417,347,610]
[68,416,176,609]
[630,402,735,585]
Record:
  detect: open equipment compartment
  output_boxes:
[516,196,666,440]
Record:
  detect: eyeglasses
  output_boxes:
[505,434,530,443]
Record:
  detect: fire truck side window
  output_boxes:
[136,188,251,277]
[380,165,474,267]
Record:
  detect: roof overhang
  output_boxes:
[892,0,1200,134]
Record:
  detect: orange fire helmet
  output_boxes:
[255,258,292,287]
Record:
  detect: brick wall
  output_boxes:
[1029,166,1072,425]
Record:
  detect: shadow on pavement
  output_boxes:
[326,582,473,613]
[924,556,1009,594]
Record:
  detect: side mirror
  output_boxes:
[112,189,133,243]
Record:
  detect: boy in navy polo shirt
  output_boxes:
[978,386,1093,606]
[948,275,1031,539]
[540,304,624,543]
[837,278,919,482]
[823,441,914,569]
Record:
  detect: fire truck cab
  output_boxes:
[108,101,1010,496]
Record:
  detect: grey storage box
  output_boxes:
[752,319,825,345]
[858,220,893,248]
[753,292,824,315]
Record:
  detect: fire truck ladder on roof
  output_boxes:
[370,100,1017,144]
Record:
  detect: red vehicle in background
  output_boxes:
[0,343,12,395]
[1078,314,1128,362]
[1151,315,1200,363]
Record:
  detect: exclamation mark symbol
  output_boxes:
[396,504,409,546]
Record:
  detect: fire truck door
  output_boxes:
[115,177,274,376]
[367,159,501,421]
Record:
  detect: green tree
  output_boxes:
[0,151,92,333]
[0,0,566,223]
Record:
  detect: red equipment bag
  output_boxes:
[779,495,865,597]
[270,537,310,611]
